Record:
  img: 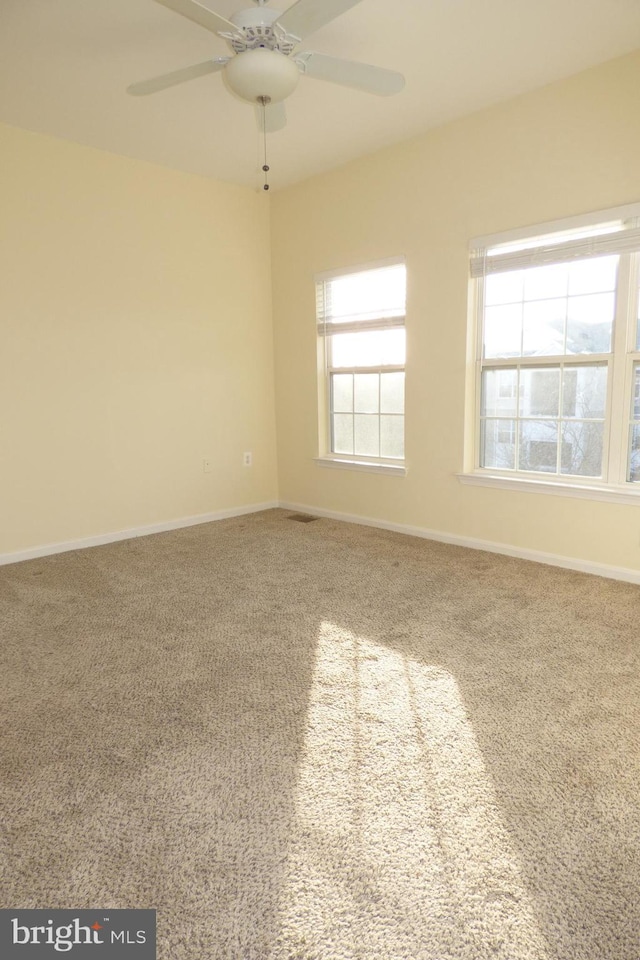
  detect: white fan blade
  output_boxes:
[152,0,236,36]
[296,52,405,96]
[127,58,229,96]
[276,0,364,41]
[255,100,287,133]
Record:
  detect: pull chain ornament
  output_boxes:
[258,95,270,191]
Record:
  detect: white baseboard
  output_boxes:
[4,499,639,585]
[279,500,640,586]
[0,501,279,567]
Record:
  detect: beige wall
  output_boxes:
[271,50,640,573]
[0,123,277,555]
[4,49,640,572]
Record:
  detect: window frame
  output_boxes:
[461,203,640,503]
[315,257,407,476]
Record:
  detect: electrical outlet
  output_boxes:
[243,452,253,467]
[203,458,213,474]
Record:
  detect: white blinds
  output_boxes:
[470,224,640,278]
[317,262,406,334]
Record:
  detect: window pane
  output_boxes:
[332,374,353,413]
[566,292,614,354]
[483,303,522,358]
[629,425,640,482]
[482,369,518,417]
[522,299,566,356]
[562,366,607,419]
[380,415,404,459]
[497,421,516,444]
[484,256,618,361]
[354,414,379,457]
[323,264,406,323]
[480,419,516,470]
[518,420,559,473]
[331,328,405,368]
[485,270,524,306]
[560,421,603,477]
[354,373,379,413]
[380,372,404,414]
[634,364,640,420]
[568,255,618,296]
[332,414,353,454]
[523,262,569,301]
[520,369,561,418]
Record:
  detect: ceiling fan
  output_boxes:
[127,0,405,133]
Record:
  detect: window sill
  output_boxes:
[457,471,640,506]
[315,457,407,477]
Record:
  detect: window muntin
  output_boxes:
[480,363,608,478]
[317,262,406,464]
[331,370,405,459]
[472,209,640,487]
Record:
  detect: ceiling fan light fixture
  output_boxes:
[224,48,300,103]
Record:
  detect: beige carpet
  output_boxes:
[1,508,639,959]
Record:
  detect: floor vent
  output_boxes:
[287,514,320,523]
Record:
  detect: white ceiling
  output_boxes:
[2,0,640,191]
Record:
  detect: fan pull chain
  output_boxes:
[258,95,270,191]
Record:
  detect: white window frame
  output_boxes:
[460,202,640,505]
[314,257,407,476]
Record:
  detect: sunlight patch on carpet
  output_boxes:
[273,621,549,959]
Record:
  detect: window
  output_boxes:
[468,205,640,496]
[316,260,407,469]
